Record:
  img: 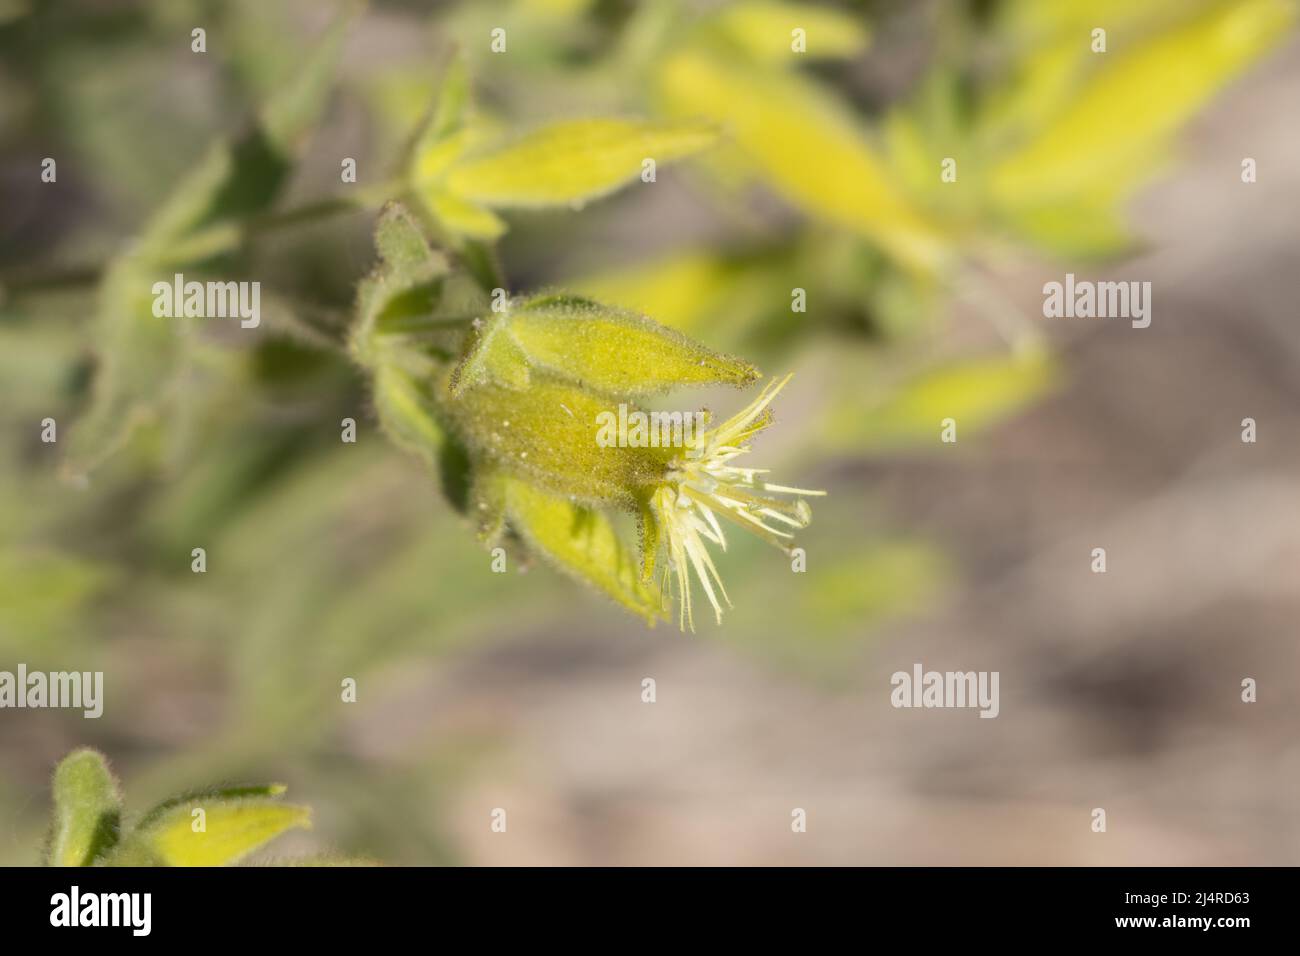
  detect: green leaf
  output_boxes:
[115,796,311,867]
[133,784,288,833]
[351,202,453,362]
[713,1,870,63]
[372,364,448,467]
[65,10,355,475]
[451,294,759,399]
[449,314,532,395]
[49,750,123,867]
[424,190,508,240]
[502,477,664,624]
[508,294,759,396]
[62,257,179,478]
[656,51,945,272]
[444,117,716,208]
[987,0,1293,212]
[826,349,1058,450]
[261,3,358,155]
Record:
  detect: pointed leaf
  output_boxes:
[449,314,531,395]
[506,294,759,396]
[351,202,452,361]
[656,52,945,271]
[714,1,869,63]
[120,797,311,867]
[826,349,1058,450]
[444,118,716,208]
[426,190,508,241]
[987,0,1293,211]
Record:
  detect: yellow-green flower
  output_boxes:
[354,203,824,629]
[649,375,824,631]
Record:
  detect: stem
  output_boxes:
[955,261,1044,355]
[0,183,407,295]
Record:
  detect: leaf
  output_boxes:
[443,117,716,208]
[999,186,1137,258]
[426,50,471,145]
[134,784,288,833]
[502,477,664,624]
[372,364,448,467]
[62,257,179,478]
[449,314,532,395]
[425,190,508,240]
[65,10,355,475]
[0,549,110,639]
[713,1,870,63]
[49,749,123,867]
[986,0,1293,212]
[571,250,737,335]
[451,294,759,398]
[115,796,311,867]
[511,294,759,395]
[825,348,1058,450]
[261,3,357,154]
[351,202,452,362]
[656,51,945,272]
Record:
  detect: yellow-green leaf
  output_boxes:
[351,202,452,363]
[987,0,1294,210]
[124,797,311,867]
[826,349,1059,450]
[656,52,946,272]
[449,313,532,395]
[444,117,716,208]
[372,364,448,467]
[714,1,869,63]
[426,190,508,240]
[503,477,664,624]
[505,294,759,396]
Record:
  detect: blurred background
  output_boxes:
[1,0,1298,865]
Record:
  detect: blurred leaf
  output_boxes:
[987,0,1293,215]
[426,190,508,240]
[801,539,945,627]
[0,550,110,638]
[66,9,354,475]
[657,51,946,272]
[826,348,1058,449]
[714,1,869,63]
[49,750,122,867]
[444,117,716,208]
[572,250,737,335]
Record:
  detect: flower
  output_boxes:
[650,374,825,630]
